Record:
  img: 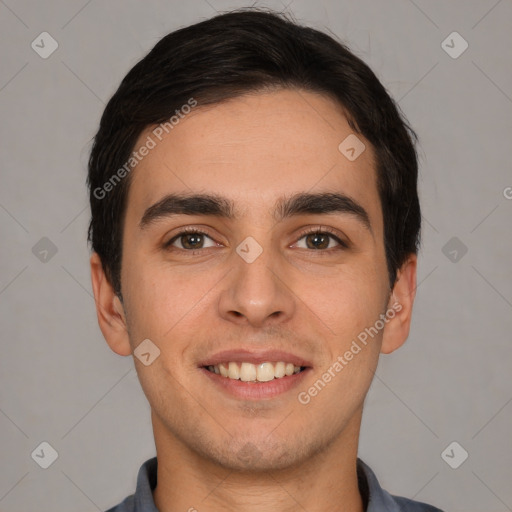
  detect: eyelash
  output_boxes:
[163,226,348,254]
[295,226,349,250]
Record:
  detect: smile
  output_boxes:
[205,361,304,382]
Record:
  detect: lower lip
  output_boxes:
[200,367,310,400]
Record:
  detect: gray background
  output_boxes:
[1,0,511,511]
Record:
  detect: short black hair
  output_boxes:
[87,8,421,298]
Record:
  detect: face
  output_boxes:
[92,88,416,472]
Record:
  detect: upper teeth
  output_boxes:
[207,362,302,382]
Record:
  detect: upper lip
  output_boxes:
[198,349,312,368]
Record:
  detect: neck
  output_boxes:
[152,410,365,512]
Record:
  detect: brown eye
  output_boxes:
[304,232,331,249]
[165,230,217,250]
[179,233,205,249]
[295,230,346,250]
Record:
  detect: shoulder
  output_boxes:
[357,458,445,512]
[103,456,158,512]
[104,494,135,512]
[391,494,445,511]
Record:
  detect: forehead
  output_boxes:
[125,88,381,229]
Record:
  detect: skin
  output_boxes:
[90,88,417,512]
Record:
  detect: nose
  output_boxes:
[217,239,296,328]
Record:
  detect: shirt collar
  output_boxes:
[127,456,432,512]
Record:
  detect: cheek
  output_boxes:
[293,263,386,342]
[122,257,221,341]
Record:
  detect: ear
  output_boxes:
[90,252,132,356]
[380,253,417,355]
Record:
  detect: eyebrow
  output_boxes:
[139,191,372,234]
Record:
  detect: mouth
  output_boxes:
[203,361,306,382]
[198,350,312,400]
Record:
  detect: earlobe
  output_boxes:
[90,252,132,356]
[380,254,417,355]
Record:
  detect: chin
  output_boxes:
[219,447,300,473]
[202,434,321,473]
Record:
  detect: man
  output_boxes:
[88,8,444,512]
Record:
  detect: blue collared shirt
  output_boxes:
[105,456,444,512]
